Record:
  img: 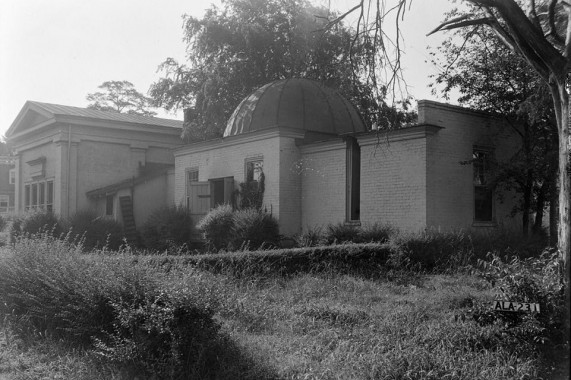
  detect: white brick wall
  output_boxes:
[421,100,520,230]
[359,130,428,232]
[299,140,347,229]
[174,129,304,235]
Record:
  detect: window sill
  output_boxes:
[472,221,497,228]
[344,220,361,227]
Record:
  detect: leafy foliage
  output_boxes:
[0,235,224,378]
[430,9,559,236]
[87,80,156,117]
[68,210,124,251]
[197,205,279,252]
[473,250,566,345]
[232,208,279,249]
[150,0,415,141]
[10,209,65,239]
[141,205,194,252]
[196,204,235,251]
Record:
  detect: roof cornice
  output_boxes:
[174,127,305,156]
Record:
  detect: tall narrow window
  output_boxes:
[39,182,45,209]
[106,194,114,216]
[31,183,38,209]
[245,160,263,188]
[46,181,54,212]
[9,169,15,185]
[24,184,30,211]
[346,137,361,221]
[186,168,199,209]
[473,148,494,222]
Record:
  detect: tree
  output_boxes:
[324,0,569,338]
[430,21,559,238]
[149,0,415,141]
[86,80,157,117]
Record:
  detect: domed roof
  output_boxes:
[224,78,366,138]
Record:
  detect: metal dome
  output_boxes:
[223,78,366,137]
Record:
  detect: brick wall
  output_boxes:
[174,130,301,234]
[358,129,429,231]
[299,140,347,229]
[421,100,520,230]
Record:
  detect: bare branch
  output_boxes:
[427,15,471,36]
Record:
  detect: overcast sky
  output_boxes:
[0,0,458,138]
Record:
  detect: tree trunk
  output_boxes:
[533,181,546,235]
[552,80,570,340]
[523,183,531,236]
[550,173,558,246]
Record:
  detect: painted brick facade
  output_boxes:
[358,128,431,231]
[299,140,347,229]
[174,129,305,235]
[421,100,520,230]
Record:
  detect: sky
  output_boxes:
[0,0,459,138]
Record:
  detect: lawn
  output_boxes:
[0,238,568,379]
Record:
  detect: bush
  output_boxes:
[297,222,393,247]
[0,214,6,232]
[323,223,360,244]
[140,243,394,278]
[473,249,566,345]
[294,226,324,247]
[9,209,64,239]
[0,235,222,378]
[197,204,235,251]
[141,205,193,252]
[69,210,124,250]
[358,222,394,243]
[232,208,279,249]
[387,229,473,271]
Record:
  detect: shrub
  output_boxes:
[359,222,394,243]
[388,229,473,271]
[69,210,124,250]
[0,214,6,232]
[0,235,222,378]
[140,243,394,278]
[323,222,360,244]
[294,226,325,247]
[232,208,279,249]
[197,204,235,251]
[10,209,65,239]
[473,249,566,345]
[141,205,193,252]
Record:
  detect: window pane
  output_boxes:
[475,186,493,222]
[39,182,45,207]
[246,160,263,183]
[47,181,54,205]
[31,184,38,207]
[25,185,30,209]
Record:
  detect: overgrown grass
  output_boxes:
[0,232,567,379]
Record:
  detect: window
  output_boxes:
[9,169,15,185]
[246,159,263,184]
[0,195,8,213]
[106,194,114,216]
[209,177,234,208]
[186,168,199,209]
[346,137,361,221]
[24,179,54,211]
[473,148,494,222]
